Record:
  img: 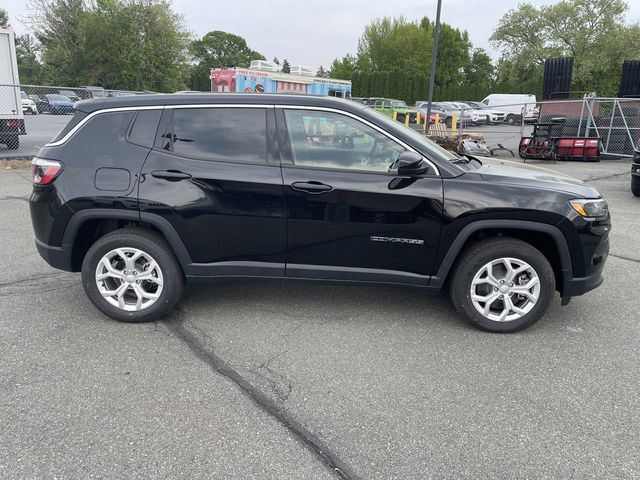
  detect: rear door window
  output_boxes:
[127,110,162,148]
[165,108,268,163]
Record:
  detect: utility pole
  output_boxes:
[425,0,442,134]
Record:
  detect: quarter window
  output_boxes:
[167,108,267,162]
[283,110,405,172]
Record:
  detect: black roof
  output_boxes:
[76,93,366,114]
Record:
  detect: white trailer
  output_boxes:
[0,26,25,150]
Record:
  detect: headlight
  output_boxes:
[569,199,608,219]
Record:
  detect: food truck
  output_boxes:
[210,61,352,98]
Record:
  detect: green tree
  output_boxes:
[0,8,9,26]
[281,58,290,73]
[25,0,190,91]
[463,49,494,90]
[25,0,87,86]
[328,54,357,80]
[432,21,471,86]
[16,34,44,84]
[491,0,640,96]
[79,0,190,92]
[316,65,328,78]
[356,16,433,76]
[189,31,264,90]
[272,57,280,66]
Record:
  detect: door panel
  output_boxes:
[138,107,286,276]
[282,167,443,278]
[279,108,444,281]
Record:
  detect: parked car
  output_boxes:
[464,100,505,124]
[449,102,488,126]
[416,101,460,127]
[632,149,640,197]
[58,89,81,102]
[29,94,610,333]
[371,98,419,124]
[32,95,50,113]
[20,91,38,115]
[481,94,537,125]
[81,86,107,98]
[41,94,75,114]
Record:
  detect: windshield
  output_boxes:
[59,90,75,96]
[47,94,71,101]
[366,107,459,162]
[20,91,28,99]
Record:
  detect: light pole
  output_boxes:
[425,0,442,134]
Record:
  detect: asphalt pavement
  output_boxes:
[0,159,639,479]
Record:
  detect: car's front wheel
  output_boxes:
[81,228,184,322]
[450,237,555,333]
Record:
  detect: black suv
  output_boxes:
[29,94,611,332]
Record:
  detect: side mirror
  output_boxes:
[395,151,428,176]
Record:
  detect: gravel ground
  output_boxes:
[0,159,638,479]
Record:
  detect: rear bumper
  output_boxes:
[35,238,73,271]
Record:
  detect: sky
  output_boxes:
[4,0,640,70]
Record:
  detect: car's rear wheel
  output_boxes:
[450,237,555,333]
[632,175,640,197]
[81,228,184,322]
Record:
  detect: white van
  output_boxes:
[481,94,537,125]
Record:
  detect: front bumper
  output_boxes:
[562,234,609,301]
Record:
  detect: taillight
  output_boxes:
[7,120,19,128]
[32,157,63,185]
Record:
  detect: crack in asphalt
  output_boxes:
[609,253,640,264]
[164,310,359,480]
[0,195,29,202]
[582,171,630,182]
[0,272,78,298]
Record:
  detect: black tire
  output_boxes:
[632,175,640,197]
[445,117,452,128]
[449,237,555,333]
[6,135,19,150]
[81,227,184,322]
[505,114,521,126]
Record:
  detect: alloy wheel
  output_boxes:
[95,248,164,312]
[469,257,541,322]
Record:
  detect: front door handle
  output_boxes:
[151,170,192,181]
[291,181,333,194]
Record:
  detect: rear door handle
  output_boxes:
[151,170,192,181]
[290,181,334,194]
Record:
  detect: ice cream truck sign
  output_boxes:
[210,67,352,98]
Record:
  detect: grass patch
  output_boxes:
[1,159,32,170]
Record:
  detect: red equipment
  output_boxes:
[519,117,600,162]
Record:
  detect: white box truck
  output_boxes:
[480,94,537,125]
[0,26,25,150]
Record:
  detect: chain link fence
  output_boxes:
[456,98,640,160]
[0,84,145,159]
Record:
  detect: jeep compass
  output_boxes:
[29,94,610,332]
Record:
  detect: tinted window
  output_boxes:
[128,110,161,148]
[50,111,89,143]
[283,109,404,172]
[168,108,267,162]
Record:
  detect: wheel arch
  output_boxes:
[62,209,191,271]
[431,220,572,294]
